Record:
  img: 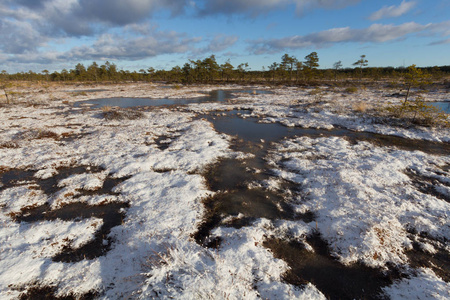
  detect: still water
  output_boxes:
[430,101,450,113]
[74,89,272,108]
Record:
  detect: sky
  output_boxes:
[0,0,449,73]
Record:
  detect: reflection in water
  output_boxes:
[197,111,449,297]
[264,236,398,300]
[430,101,450,114]
[74,89,272,108]
[207,111,450,155]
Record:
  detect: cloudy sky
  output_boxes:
[1,0,449,73]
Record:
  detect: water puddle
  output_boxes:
[1,166,129,262]
[264,234,400,300]
[207,111,450,155]
[73,89,272,108]
[429,101,450,114]
[195,138,307,247]
[195,111,450,296]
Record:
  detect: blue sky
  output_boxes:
[1,0,449,73]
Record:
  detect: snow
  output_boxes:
[0,83,448,299]
[383,268,450,300]
[268,136,450,268]
[0,218,102,297]
[0,185,47,214]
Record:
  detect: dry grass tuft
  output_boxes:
[101,105,113,112]
[345,87,358,94]
[353,102,368,112]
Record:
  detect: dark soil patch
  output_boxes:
[0,165,128,196]
[17,284,97,300]
[0,141,19,148]
[153,135,176,151]
[406,232,450,282]
[14,201,129,263]
[13,129,60,141]
[1,165,130,262]
[405,168,450,203]
[102,109,144,120]
[264,233,400,300]
[0,168,36,190]
[194,147,310,247]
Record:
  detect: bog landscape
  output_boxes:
[0,58,449,299]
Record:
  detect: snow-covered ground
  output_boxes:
[0,83,448,299]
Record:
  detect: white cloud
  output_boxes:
[64,30,202,61]
[0,18,48,54]
[203,35,239,53]
[293,0,360,14]
[77,0,186,25]
[369,1,416,21]
[249,22,448,54]
[198,0,360,16]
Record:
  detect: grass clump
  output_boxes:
[309,87,325,101]
[345,86,358,94]
[352,102,368,113]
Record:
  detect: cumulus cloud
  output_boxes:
[0,18,48,54]
[63,30,202,61]
[293,0,360,14]
[0,0,195,60]
[1,0,189,38]
[198,0,360,16]
[202,35,239,53]
[77,0,186,26]
[249,22,447,54]
[369,1,416,21]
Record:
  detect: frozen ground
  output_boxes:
[0,83,449,299]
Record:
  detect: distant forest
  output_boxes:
[1,53,449,85]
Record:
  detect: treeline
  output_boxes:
[1,53,449,84]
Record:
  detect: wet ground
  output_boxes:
[207,110,450,155]
[196,110,450,298]
[1,165,130,263]
[264,235,399,300]
[16,285,97,300]
[4,89,449,298]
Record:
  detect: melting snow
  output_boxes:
[0,83,448,299]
